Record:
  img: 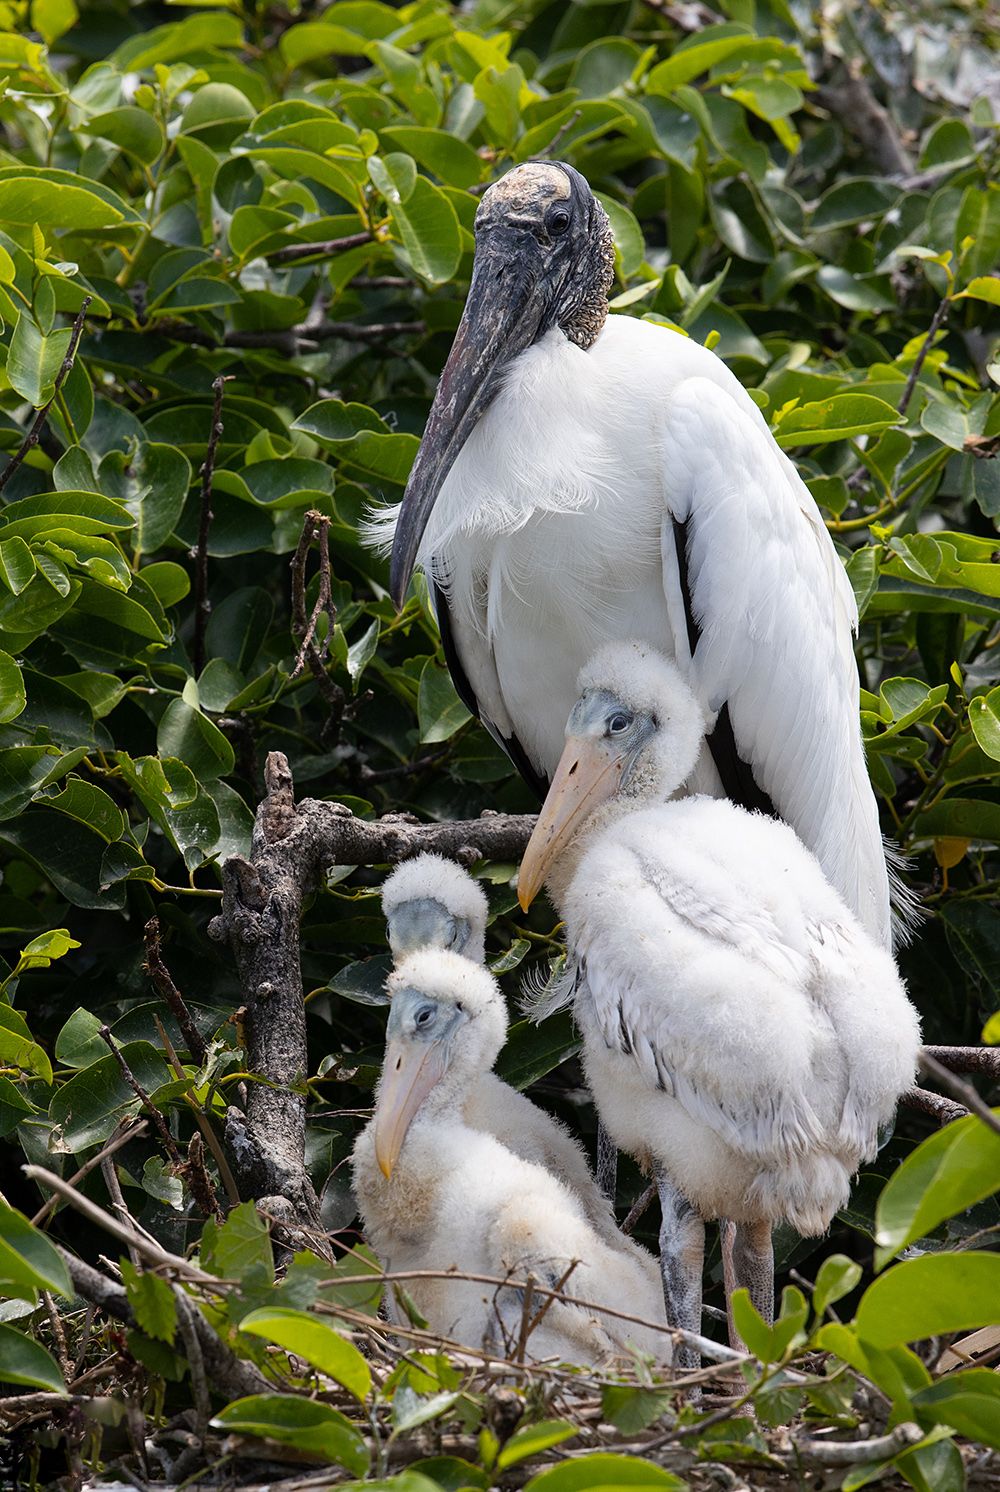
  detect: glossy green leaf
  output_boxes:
[856,1253,1000,1347]
[239,1307,371,1399]
[0,1323,66,1392]
[210,1394,369,1473]
[524,1453,685,1492]
[875,1113,1000,1265]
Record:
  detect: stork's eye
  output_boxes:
[608,712,632,735]
[415,1004,435,1028]
[547,206,571,236]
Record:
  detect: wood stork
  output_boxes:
[374,160,899,950]
[516,641,921,1365]
[351,949,669,1366]
[380,853,621,1242]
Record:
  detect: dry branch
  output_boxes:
[144,917,206,1064]
[192,374,233,676]
[207,751,536,1233]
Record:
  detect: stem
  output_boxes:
[0,297,92,495]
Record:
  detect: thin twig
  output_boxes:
[267,229,373,264]
[290,509,346,741]
[621,1182,657,1236]
[101,1156,142,1267]
[181,1131,225,1224]
[192,374,233,676]
[174,1289,211,1432]
[794,1422,924,1465]
[919,1052,1000,1138]
[923,1044,1000,1079]
[898,295,951,419]
[24,1165,220,1284]
[515,1274,536,1364]
[153,1013,240,1206]
[144,918,207,1064]
[0,296,92,494]
[42,1291,73,1383]
[98,1024,184,1165]
[30,1120,147,1228]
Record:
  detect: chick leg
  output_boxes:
[657,1169,704,1372]
[595,1122,617,1204]
[721,1217,773,1350]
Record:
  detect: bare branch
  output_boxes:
[900,1085,967,1126]
[813,68,913,177]
[897,295,951,420]
[290,509,346,744]
[192,374,234,676]
[621,1181,657,1236]
[919,1051,1000,1138]
[144,917,206,1064]
[267,229,373,265]
[30,1120,147,1228]
[98,1025,183,1167]
[923,1043,1000,1079]
[0,296,92,495]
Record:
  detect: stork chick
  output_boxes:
[352,950,669,1366]
[518,641,921,1365]
[381,853,621,1240]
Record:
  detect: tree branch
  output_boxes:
[0,297,92,495]
[813,67,913,178]
[207,752,536,1233]
[267,230,373,265]
[290,510,345,745]
[919,1051,1000,1138]
[144,917,207,1065]
[900,1085,967,1126]
[897,295,951,419]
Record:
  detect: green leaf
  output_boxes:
[239,1307,371,1399]
[0,170,136,230]
[524,1453,685,1492]
[954,276,1000,306]
[874,1113,1000,1266]
[380,127,482,189]
[201,1201,274,1286]
[157,698,236,781]
[0,1007,53,1084]
[774,394,901,448]
[913,1369,1000,1451]
[0,1322,66,1392]
[48,1042,169,1151]
[497,1420,578,1469]
[856,1253,1000,1347]
[600,1384,673,1434]
[387,176,462,285]
[0,1200,73,1300]
[0,538,36,596]
[41,777,125,842]
[418,659,471,744]
[121,1259,178,1345]
[812,1254,862,1317]
[54,1007,108,1069]
[0,650,26,724]
[30,0,78,45]
[968,688,1000,761]
[86,108,164,166]
[100,442,192,554]
[210,1395,370,1474]
[7,312,71,408]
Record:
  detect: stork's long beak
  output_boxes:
[373,1035,450,1178]
[518,737,623,910]
[390,238,549,607]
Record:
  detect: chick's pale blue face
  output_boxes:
[387,898,473,960]
[569,688,657,780]
[386,986,466,1047]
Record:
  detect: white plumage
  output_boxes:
[351,950,669,1366]
[376,161,898,950]
[381,852,621,1244]
[518,641,921,1351]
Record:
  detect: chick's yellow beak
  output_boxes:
[517,736,622,911]
[373,1037,449,1178]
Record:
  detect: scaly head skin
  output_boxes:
[390,161,615,606]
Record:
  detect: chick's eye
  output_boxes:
[415,1005,435,1028]
[547,207,571,236]
[608,712,632,735]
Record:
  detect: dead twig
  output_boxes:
[0,297,92,496]
[143,918,207,1064]
[290,509,346,744]
[900,1085,967,1125]
[180,1131,225,1224]
[621,1181,657,1236]
[793,1422,924,1465]
[30,1120,147,1228]
[153,1013,241,1207]
[192,374,234,676]
[98,1025,184,1167]
[897,295,951,420]
[100,1156,142,1268]
[923,1044,1000,1079]
[919,1051,1000,1138]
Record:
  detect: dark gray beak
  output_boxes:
[389,232,551,608]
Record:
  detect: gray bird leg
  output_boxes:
[721,1217,773,1351]
[595,1121,617,1204]
[657,1169,704,1372]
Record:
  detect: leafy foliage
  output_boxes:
[0,0,999,1485]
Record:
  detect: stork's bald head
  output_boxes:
[389,161,617,606]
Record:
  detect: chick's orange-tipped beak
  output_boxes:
[517,736,622,911]
[373,1036,449,1178]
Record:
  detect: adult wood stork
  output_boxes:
[516,641,921,1365]
[376,160,897,949]
[351,949,669,1366]
[380,853,621,1242]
